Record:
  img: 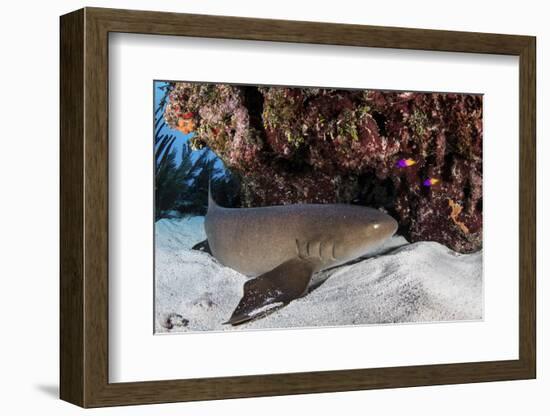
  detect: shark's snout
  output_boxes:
[380,216,398,237]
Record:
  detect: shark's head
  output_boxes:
[332,205,398,263]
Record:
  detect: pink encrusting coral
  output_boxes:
[164,83,483,253]
[165,83,264,170]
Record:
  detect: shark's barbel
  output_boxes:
[204,190,398,325]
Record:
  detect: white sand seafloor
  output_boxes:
[155,216,482,333]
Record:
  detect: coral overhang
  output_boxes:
[164,82,483,253]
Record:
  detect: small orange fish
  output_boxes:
[423,178,440,187]
[176,112,196,134]
[396,158,417,168]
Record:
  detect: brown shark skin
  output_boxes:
[205,195,397,276]
[204,193,398,324]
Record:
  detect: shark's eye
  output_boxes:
[365,223,379,236]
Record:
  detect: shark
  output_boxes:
[203,190,398,325]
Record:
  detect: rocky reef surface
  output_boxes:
[164,83,482,253]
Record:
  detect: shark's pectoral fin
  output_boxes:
[225,258,315,326]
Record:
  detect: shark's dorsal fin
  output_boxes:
[208,181,219,212]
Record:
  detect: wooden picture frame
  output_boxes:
[60,7,536,408]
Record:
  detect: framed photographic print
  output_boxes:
[60,7,536,407]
